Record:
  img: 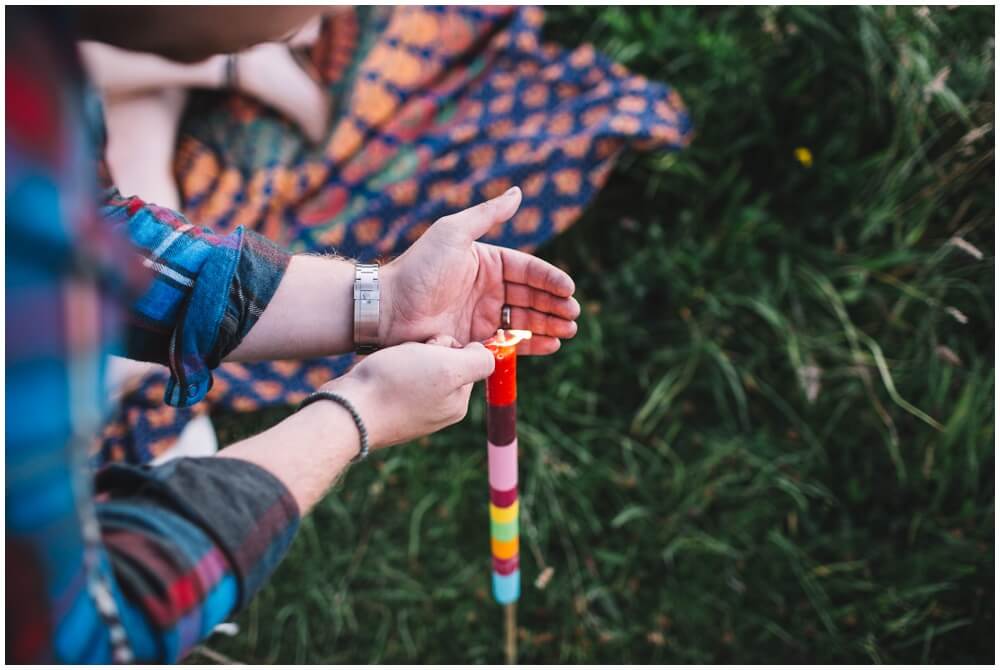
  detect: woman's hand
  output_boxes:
[380,187,581,356]
[321,336,495,450]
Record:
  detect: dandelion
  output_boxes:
[794,146,813,167]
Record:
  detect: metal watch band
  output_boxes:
[353,263,380,355]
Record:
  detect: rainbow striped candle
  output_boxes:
[484,328,531,605]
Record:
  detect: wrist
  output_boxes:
[294,393,361,458]
[353,262,382,354]
[319,375,381,450]
[376,261,396,348]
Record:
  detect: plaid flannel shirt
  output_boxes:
[6,8,300,662]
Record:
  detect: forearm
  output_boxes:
[217,382,366,513]
[103,185,366,400]
[226,254,365,362]
[79,40,226,96]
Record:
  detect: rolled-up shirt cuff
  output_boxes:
[164,228,289,408]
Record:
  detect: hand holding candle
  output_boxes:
[317,339,494,450]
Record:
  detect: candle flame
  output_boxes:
[485,328,532,350]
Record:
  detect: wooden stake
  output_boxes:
[504,602,517,664]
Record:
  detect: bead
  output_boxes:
[492,569,520,604]
[491,535,519,560]
[489,485,518,507]
[486,402,517,446]
[489,500,519,523]
[492,554,520,576]
[487,439,518,490]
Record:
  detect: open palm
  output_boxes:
[381,188,579,356]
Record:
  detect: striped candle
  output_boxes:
[484,328,531,605]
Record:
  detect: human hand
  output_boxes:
[380,187,581,356]
[320,336,494,449]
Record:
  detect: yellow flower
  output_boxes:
[794,147,814,168]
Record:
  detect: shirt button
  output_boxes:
[188,383,199,397]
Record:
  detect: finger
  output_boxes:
[426,334,462,348]
[505,283,581,321]
[517,335,562,357]
[451,382,476,424]
[434,187,522,243]
[454,341,496,384]
[498,246,575,297]
[508,306,578,339]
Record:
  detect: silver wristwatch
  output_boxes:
[353,263,380,355]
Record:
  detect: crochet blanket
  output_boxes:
[95,6,692,464]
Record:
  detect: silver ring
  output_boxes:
[501,304,512,330]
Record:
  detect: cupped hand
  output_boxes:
[380,187,580,356]
[321,336,494,449]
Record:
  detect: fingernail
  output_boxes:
[503,186,520,198]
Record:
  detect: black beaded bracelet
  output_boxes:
[296,391,370,463]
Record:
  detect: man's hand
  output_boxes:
[380,187,580,356]
[323,335,495,450]
[223,335,494,514]
[229,187,579,363]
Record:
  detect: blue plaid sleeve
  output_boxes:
[100,191,290,407]
[6,8,302,663]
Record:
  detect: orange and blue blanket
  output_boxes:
[96,6,692,463]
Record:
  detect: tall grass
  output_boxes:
[204,6,993,663]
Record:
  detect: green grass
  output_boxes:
[200,6,994,664]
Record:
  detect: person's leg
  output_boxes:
[103,87,188,205]
[233,41,331,143]
[87,25,329,460]
[100,86,222,460]
[102,88,187,396]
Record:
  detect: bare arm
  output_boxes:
[225,254,362,361]
[227,190,579,363]
[218,388,359,513]
[219,338,495,513]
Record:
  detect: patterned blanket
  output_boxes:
[95,6,692,464]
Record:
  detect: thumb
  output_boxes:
[452,341,496,384]
[434,186,522,243]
